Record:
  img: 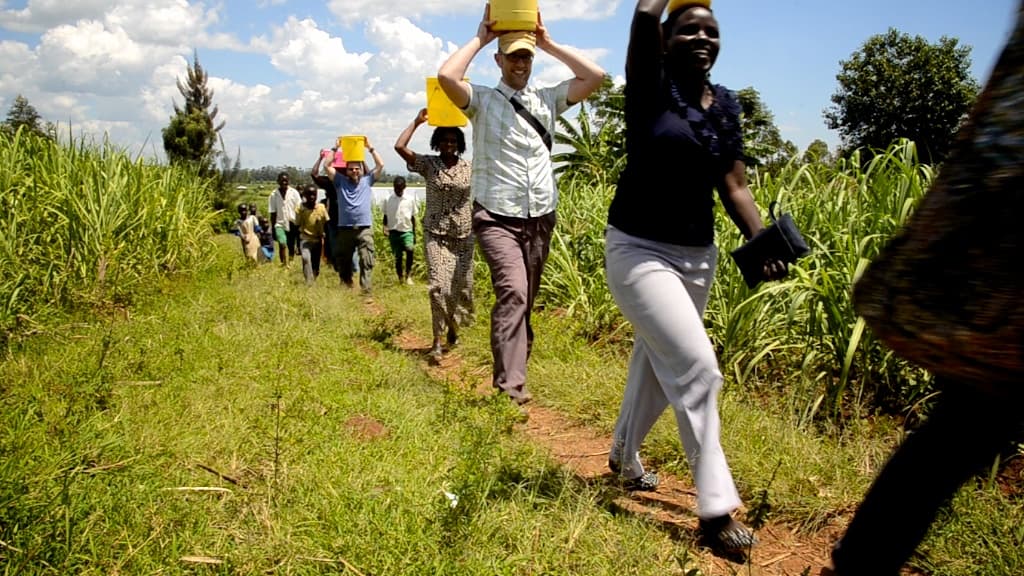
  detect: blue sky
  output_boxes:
[0,0,1017,172]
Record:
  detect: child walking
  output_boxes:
[295,184,329,284]
[257,216,274,263]
[234,203,260,264]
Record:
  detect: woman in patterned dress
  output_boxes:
[395,108,475,361]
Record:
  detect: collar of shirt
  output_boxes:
[495,79,524,100]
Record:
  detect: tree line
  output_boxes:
[5,27,978,196]
[554,27,977,183]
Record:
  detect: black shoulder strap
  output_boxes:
[507,92,553,152]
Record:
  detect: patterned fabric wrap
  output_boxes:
[853,2,1024,386]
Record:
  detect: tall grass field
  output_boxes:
[1,133,1021,575]
[0,128,216,343]
[544,140,936,424]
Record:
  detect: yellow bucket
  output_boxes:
[426,77,468,127]
[491,0,537,31]
[338,136,365,163]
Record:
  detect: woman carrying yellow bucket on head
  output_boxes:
[394,106,475,363]
[323,135,384,292]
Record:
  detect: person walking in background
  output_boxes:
[312,148,344,271]
[325,138,383,292]
[438,5,604,405]
[256,216,274,263]
[234,203,260,265]
[824,3,1024,574]
[602,0,787,553]
[268,171,301,267]
[395,108,475,362]
[295,183,329,285]
[382,176,418,286]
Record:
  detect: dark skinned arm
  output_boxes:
[394,109,427,166]
[718,161,788,280]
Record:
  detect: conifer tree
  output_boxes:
[162,51,225,174]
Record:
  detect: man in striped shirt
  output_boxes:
[438,7,604,405]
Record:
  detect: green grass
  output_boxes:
[2,235,1022,574]
[0,128,216,342]
[0,238,701,575]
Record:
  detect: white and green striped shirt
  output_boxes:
[464,79,571,219]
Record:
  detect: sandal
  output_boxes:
[608,458,621,474]
[428,344,443,364]
[621,471,659,492]
[698,515,758,552]
[608,440,657,492]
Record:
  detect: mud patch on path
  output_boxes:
[373,309,863,575]
[523,404,842,575]
[343,415,389,441]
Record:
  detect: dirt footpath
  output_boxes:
[390,326,852,576]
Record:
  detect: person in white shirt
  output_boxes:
[267,171,302,266]
[383,176,418,286]
[438,6,604,405]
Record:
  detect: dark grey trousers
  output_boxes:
[471,203,556,402]
[335,226,374,291]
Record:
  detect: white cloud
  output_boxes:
[251,16,371,93]
[36,21,151,93]
[0,0,611,169]
[0,0,243,50]
[328,0,479,26]
[0,0,110,33]
[105,1,219,46]
[531,46,608,88]
[537,0,620,21]
[325,0,620,25]
[0,40,38,94]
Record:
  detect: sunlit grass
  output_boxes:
[0,239,693,574]
[0,127,216,342]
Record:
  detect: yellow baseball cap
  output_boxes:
[499,31,536,55]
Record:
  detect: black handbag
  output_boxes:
[730,202,810,288]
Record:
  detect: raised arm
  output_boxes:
[394,109,427,166]
[438,4,498,108]
[637,0,671,16]
[313,150,330,180]
[324,150,338,180]
[534,12,606,104]
[366,137,384,180]
[627,1,669,81]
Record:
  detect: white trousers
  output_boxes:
[604,226,742,519]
